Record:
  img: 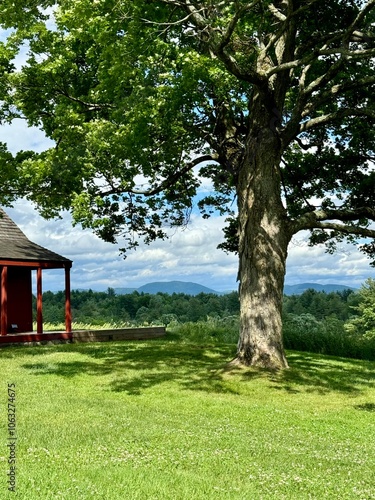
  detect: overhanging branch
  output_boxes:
[302,76,375,118]
[294,206,375,235]
[310,222,375,239]
[342,0,375,44]
[300,108,375,133]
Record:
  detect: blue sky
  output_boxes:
[2,118,375,293]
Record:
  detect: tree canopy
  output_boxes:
[345,278,375,338]
[1,0,375,368]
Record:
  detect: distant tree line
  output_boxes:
[37,289,241,326]
[35,281,375,361]
[37,287,360,326]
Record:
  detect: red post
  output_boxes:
[65,266,72,333]
[36,267,43,334]
[1,266,8,335]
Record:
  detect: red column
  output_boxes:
[36,267,43,334]
[1,266,8,336]
[65,266,72,333]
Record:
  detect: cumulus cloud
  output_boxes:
[286,233,375,288]
[1,120,54,153]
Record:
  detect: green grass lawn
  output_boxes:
[1,337,375,499]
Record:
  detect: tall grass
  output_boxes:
[168,316,239,345]
[36,321,139,331]
[170,315,375,362]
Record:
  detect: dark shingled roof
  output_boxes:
[0,208,72,265]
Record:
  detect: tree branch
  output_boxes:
[265,42,375,80]
[316,207,375,222]
[160,0,265,84]
[183,0,210,30]
[288,0,323,20]
[210,4,266,84]
[302,76,375,118]
[141,10,200,27]
[299,108,375,133]
[318,46,375,59]
[341,0,375,44]
[55,90,114,111]
[217,1,260,51]
[294,206,375,235]
[99,154,218,197]
[268,3,286,22]
[310,222,375,239]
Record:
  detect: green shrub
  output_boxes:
[170,316,239,344]
[283,313,375,361]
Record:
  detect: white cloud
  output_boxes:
[4,198,239,292]
[286,233,375,288]
[1,120,54,153]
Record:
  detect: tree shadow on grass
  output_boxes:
[232,351,375,396]
[354,402,375,412]
[19,340,239,395]
[9,340,375,397]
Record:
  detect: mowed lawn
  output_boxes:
[1,337,375,499]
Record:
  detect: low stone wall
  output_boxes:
[72,326,166,343]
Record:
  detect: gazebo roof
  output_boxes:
[0,208,72,267]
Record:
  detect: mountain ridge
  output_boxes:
[108,281,357,296]
[114,281,221,296]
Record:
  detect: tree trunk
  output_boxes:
[234,103,291,370]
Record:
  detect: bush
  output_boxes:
[283,313,375,361]
[170,313,375,361]
[169,316,239,344]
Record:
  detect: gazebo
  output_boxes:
[0,208,72,340]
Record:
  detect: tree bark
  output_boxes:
[233,98,291,370]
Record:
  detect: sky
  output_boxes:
[1,119,375,293]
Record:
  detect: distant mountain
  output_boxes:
[138,281,221,295]
[284,283,357,295]
[114,281,221,296]
[78,281,356,297]
[111,281,356,296]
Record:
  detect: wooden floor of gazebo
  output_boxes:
[0,326,166,345]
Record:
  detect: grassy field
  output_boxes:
[1,336,375,499]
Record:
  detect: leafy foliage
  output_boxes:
[38,289,240,325]
[345,278,375,338]
[0,0,374,253]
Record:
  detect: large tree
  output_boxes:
[1,0,375,369]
